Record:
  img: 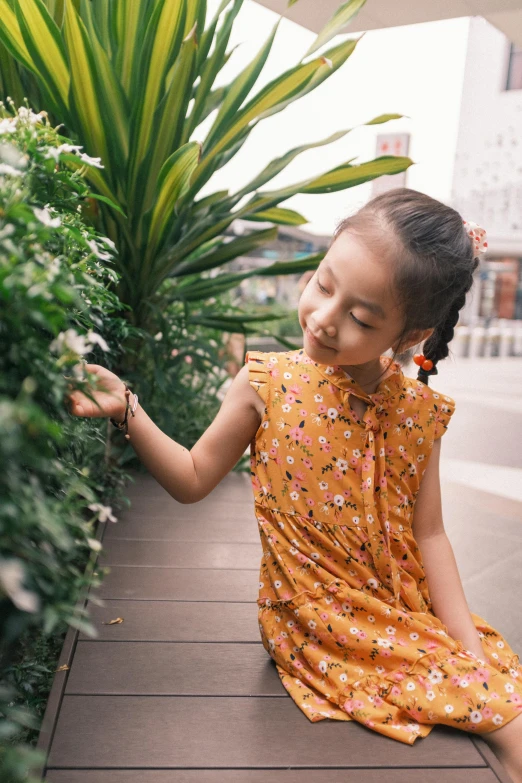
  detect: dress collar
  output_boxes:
[309,352,405,405]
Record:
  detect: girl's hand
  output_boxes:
[65,363,127,421]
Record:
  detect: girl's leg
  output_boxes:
[480,711,522,783]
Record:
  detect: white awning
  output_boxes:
[254,1,522,48]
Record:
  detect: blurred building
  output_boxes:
[451,19,522,324]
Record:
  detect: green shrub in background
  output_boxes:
[0,101,142,782]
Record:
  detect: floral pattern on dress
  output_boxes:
[245,348,522,744]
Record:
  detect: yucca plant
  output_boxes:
[0,0,413,343]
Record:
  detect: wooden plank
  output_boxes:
[46,696,486,769]
[44,769,501,783]
[97,540,261,568]
[93,566,258,601]
[102,509,259,542]
[79,600,261,642]
[65,641,278,695]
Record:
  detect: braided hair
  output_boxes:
[332,188,480,386]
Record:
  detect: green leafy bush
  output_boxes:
[0,101,140,783]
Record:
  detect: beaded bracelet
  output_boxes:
[109,383,138,440]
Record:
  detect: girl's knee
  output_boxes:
[481,711,522,749]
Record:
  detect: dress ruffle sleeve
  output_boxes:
[245,350,270,407]
[433,392,456,440]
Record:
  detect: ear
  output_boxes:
[394,327,435,354]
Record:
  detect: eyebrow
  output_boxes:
[322,261,387,319]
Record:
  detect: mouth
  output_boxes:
[306,326,332,350]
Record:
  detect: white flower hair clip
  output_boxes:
[463,219,488,258]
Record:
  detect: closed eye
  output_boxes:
[316,280,373,329]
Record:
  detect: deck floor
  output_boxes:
[41,460,519,782]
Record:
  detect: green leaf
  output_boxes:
[303,0,367,58]
[242,207,308,225]
[173,226,278,276]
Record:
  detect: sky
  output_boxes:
[196,0,472,237]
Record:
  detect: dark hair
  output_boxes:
[332,187,480,385]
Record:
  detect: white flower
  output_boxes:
[154,332,163,341]
[333,494,344,507]
[386,626,396,635]
[87,238,113,261]
[44,142,83,161]
[78,151,104,168]
[0,558,40,613]
[444,704,454,714]
[409,632,419,641]
[0,163,23,177]
[86,330,109,352]
[427,669,443,685]
[33,206,61,227]
[86,538,102,552]
[406,681,416,691]
[505,682,515,693]
[318,660,328,673]
[426,690,436,701]
[87,503,118,523]
[492,714,504,725]
[470,711,483,723]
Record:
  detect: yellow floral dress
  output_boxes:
[246,348,522,745]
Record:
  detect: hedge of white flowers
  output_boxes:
[0,102,143,782]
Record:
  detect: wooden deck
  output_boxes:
[41,469,512,782]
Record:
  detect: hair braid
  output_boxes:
[417,257,479,385]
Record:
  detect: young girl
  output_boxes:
[66,187,522,780]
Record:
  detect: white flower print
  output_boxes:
[344,430,352,439]
[505,682,515,693]
[406,682,416,691]
[426,690,436,701]
[368,615,376,623]
[337,459,348,471]
[386,626,396,635]
[319,481,328,490]
[319,436,327,444]
[492,714,504,726]
[290,491,299,501]
[349,627,359,635]
[334,495,344,508]
[282,404,292,413]
[308,620,317,629]
[314,394,323,402]
[318,660,328,673]
[444,705,454,714]
[367,578,378,589]
[283,372,292,379]
[497,641,505,648]
[327,408,338,420]
[310,552,320,560]
[409,632,419,641]
[427,669,443,685]
[286,456,294,464]
[470,711,483,724]
[352,516,360,525]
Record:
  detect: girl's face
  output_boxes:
[298,229,409,368]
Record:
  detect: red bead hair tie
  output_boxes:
[413,354,434,371]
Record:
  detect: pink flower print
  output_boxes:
[333,470,343,481]
[289,384,302,394]
[294,660,303,669]
[358,631,368,639]
[412,412,419,421]
[309,643,318,650]
[379,477,387,489]
[476,667,490,681]
[303,458,313,470]
[305,672,313,681]
[324,491,333,501]
[303,435,313,446]
[297,553,308,563]
[385,446,395,456]
[270,368,280,378]
[450,675,460,685]
[314,697,326,704]
[384,421,391,429]
[281,642,288,650]
[511,693,522,704]
[343,489,352,498]
[332,603,341,612]
[353,700,365,710]
[349,456,359,469]
[301,373,310,382]
[324,443,332,453]
[295,470,306,480]
[318,404,327,414]
[289,426,303,441]
[490,692,500,700]
[426,640,440,650]
[269,447,277,457]
[299,409,308,417]
[291,480,301,492]
[285,392,296,405]
[320,612,329,621]
[338,635,348,644]
[373,696,384,707]
[393,672,406,682]
[482,707,494,719]
[362,461,372,472]
[275,456,283,465]
[397,638,408,647]
[391,685,402,696]
[343,699,355,712]
[306,498,316,507]
[380,649,392,657]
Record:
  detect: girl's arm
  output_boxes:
[69,362,262,505]
[412,439,485,660]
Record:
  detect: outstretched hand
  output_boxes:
[64,363,127,420]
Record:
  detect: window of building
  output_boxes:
[506,42,522,90]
